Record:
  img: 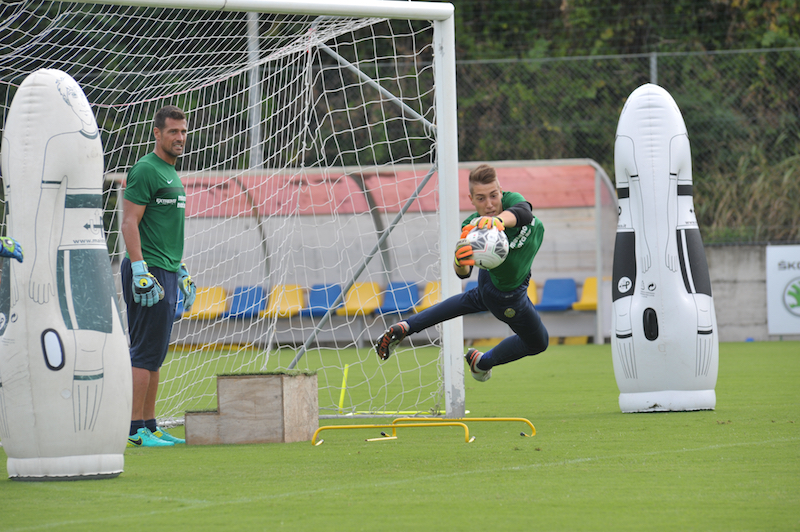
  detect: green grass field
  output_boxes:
[1,341,798,531]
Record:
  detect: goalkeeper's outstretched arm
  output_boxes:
[477,201,532,231]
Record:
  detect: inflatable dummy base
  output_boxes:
[7,455,124,481]
[619,390,716,413]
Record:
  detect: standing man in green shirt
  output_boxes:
[375,164,548,381]
[121,105,196,447]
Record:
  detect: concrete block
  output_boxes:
[185,373,318,445]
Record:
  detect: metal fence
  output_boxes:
[455,47,800,243]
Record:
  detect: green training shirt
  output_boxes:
[124,152,186,272]
[462,190,545,292]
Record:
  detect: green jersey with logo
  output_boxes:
[124,152,185,272]
[462,191,545,292]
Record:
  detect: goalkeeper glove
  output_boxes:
[0,237,23,263]
[475,216,505,231]
[131,260,164,307]
[178,262,196,311]
[454,238,475,267]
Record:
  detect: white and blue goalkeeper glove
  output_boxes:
[0,237,23,263]
[131,260,164,307]
[178,262,196,311]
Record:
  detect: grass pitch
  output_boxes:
[1,341,798,531]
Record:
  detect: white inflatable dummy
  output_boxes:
[0,69,132,479]
[611,83,718,413]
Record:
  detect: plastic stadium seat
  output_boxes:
[572,277,598,311]
[536,278,578,311]
[261,284,304,318]
[527,279,538,305]
[185,286,228,320]
[299,283,344,317]
[377,281,420,315]
[224,286,267,319]
[335,282,382,316]
[464,280,479,292]
[416,281,441,312]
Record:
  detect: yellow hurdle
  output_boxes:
[311,422,473,445]
[392,417,536,437]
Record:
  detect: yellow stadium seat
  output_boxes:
[335,282,382,316]
[527,279,538,305]
[261,284,304,318]
[185,286,228,320]
[416,281,441,312]
[572,277,598,311]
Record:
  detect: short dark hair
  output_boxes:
[468,164,497,192]
[154,105,186,130]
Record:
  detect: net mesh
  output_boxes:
[1,1,446,421]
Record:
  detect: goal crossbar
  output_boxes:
[69,0,454,21]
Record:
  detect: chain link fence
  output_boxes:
[456,48,800,243]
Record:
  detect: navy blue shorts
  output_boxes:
[406,269,548,368]
[121,257,178,372]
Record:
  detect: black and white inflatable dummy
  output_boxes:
[0,69,132,479]
[612,83,718,413]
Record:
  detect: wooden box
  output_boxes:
[185,373,318,445]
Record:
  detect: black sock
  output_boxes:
[145,418,158,433]
[130,420,145,436]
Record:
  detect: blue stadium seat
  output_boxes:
[377,281,420,315]
[224,286,267,319]
[464,280,479,292]
[299,283,344,317]
[536,278,578,311]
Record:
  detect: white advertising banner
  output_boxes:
[766,245,800,335]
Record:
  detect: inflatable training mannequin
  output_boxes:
[611,83,718,413]
[0,69,132,479]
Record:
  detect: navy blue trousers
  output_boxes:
[405,269,548,369]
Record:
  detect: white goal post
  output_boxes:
[1,0,464,421]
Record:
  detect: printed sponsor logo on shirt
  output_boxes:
[156,197,177,206]
[509,225,531,249]
[177,195,186,209]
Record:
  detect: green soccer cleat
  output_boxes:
[153,426,185,444]
[127,427,174,447]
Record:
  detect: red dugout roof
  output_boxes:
[127,164,597,218]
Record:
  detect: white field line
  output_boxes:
[6,436,798,531]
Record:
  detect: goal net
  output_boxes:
[0,0,463,423]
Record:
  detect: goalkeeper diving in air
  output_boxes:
[375,164,548,381]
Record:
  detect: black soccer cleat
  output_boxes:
[465,348,492,382]
[375,322,409,361]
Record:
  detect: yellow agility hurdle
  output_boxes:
[392,417,536,437]
[312,422,473,446]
